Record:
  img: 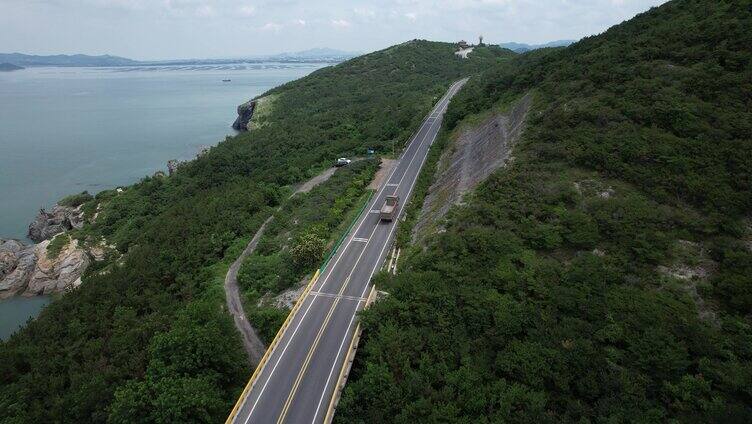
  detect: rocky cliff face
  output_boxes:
[232,100,256,131]
[28,205,85,243]
[0,237,90,299]
[412,93,532,242]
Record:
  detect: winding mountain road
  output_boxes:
[228,78,467,424]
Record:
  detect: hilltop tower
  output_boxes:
[479,35,484,46]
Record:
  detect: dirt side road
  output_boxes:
[224,215,274,365]
[226,157,390,365]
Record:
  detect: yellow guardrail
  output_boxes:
[323,285,378,424]
[225,268,321,424]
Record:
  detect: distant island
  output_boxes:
[268,48,360,61]
[140,48,359,66]
[0,53,138,67]
[0,48,359,68]
[499,40,575,52]
[0,62,24,72]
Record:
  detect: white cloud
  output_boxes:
[353,7,375,18]
[330,18,351,28]
[239,5,255,16]
[1,0,671,59]
[259,21,283,31]
[194,4,216,17]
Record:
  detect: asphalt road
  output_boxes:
[231,78,467,424]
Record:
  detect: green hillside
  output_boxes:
[337,1,752,423]
[0,42,512,423]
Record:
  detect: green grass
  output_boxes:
[58,191,93,208]
[45,233,70,259]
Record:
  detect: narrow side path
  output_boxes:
[225,215,274,365]
[225,163,350,365]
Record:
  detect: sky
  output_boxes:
[0,0,669,60]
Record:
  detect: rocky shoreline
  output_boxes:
[232,99,256,131]
[0,205,93,299]
[1,145,220,300]
[28,204,85,243]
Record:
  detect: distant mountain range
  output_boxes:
[269,48,360,60]
[0,49,358,68]
[0,62,24,72]
[499,40,576,53]
[0,53,138,67]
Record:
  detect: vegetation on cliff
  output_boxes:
[0,41,511,423]
[337,1,752,422]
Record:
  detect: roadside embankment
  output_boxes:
[412,93,532,242]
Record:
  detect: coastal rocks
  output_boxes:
[232,100,256,131]
[28,205,84,243]
[0,243,36,298]
[0,240,30,282]
[0,237,90,299]
[27,239,90,295]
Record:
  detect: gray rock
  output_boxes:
[27,205,83,242]
[232,100,256,131]
[0,237,91,298]
[0,240,36,298]
[412,93,532,243]
[69,206,85,229]
[0,239,25,279]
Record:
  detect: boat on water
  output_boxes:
[222,79,231,82]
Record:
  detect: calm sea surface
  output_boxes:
[0,62,324,340]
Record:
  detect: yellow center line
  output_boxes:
[275,219,381,423]
[276,294,342,423]
[275,83,461,423]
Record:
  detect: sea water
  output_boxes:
[0,62,324,339]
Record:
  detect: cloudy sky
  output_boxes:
[1,0,668,60]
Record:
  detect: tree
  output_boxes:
[290,231,326,269]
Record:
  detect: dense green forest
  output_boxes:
[337,1,752,423]
[0,42,511,423]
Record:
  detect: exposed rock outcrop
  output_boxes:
[232,100,257,131]
[27,205,84,243]
[412,93,532,242]
[0,237,90,299]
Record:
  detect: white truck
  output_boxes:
[335,157,352,167]
[380,195,399,221]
